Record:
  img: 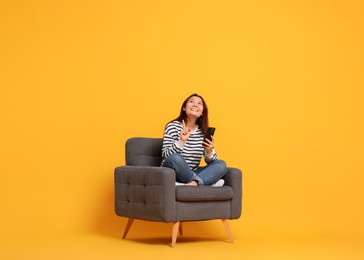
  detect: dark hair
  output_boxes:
[169,93,209,134]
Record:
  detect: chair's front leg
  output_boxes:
[122,218,134,239]
[222,219,234,242]
[171,221,180,247]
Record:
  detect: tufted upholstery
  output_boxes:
[115,165,176,222]
[114,137,243,246]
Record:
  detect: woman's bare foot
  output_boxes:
[186,180,198,186]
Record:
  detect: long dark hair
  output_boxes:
[169,93,209,134]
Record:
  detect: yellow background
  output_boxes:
[1,0,363,259]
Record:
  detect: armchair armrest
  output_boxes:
[224,167,243,219]
[115,166,177,222]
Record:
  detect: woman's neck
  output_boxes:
[184,118,197,129]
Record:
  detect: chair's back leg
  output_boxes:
[221,219,234,242]
[179,222,183,235]
[122,218,135,239]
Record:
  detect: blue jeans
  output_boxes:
[162,153,227,186]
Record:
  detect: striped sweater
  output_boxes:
[161,120,218,171]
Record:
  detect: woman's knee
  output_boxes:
[167,153,184,162]
[164,153,185,166]
[215,159,227,169]
[215,160,228,175]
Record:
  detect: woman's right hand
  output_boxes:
[180,120,191,143]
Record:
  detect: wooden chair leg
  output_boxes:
[122,218,134,239]
[222,219,234,242]
[179,222,183,235]
[171,221,180,247]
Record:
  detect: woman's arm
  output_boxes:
[161,121,184,159]
[203,136,218,163]
[204,149,218,163]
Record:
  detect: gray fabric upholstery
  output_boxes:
[224,167,243,219]
[115,166,176,222]
[176,201,232,221]
[175,186,233,202]
[114,137,243,223]
[125,138,163,166]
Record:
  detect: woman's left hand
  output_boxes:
[202,136,214,154]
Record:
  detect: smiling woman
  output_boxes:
[161,94,227,187]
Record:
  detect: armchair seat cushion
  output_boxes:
[175,186,233,202]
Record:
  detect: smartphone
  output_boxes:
[204,127,216,141]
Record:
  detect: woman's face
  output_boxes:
[184,96,204,118]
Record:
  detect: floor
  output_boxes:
[1,220,363,260]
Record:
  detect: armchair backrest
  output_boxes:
[125,137,163,166]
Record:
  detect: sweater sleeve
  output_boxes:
[204,148,218,164]
[162,122,183,159]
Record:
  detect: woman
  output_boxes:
[161,93,227,186]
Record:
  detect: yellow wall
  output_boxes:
[1,0,364,241]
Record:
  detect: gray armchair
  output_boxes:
[114,137,242,247]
